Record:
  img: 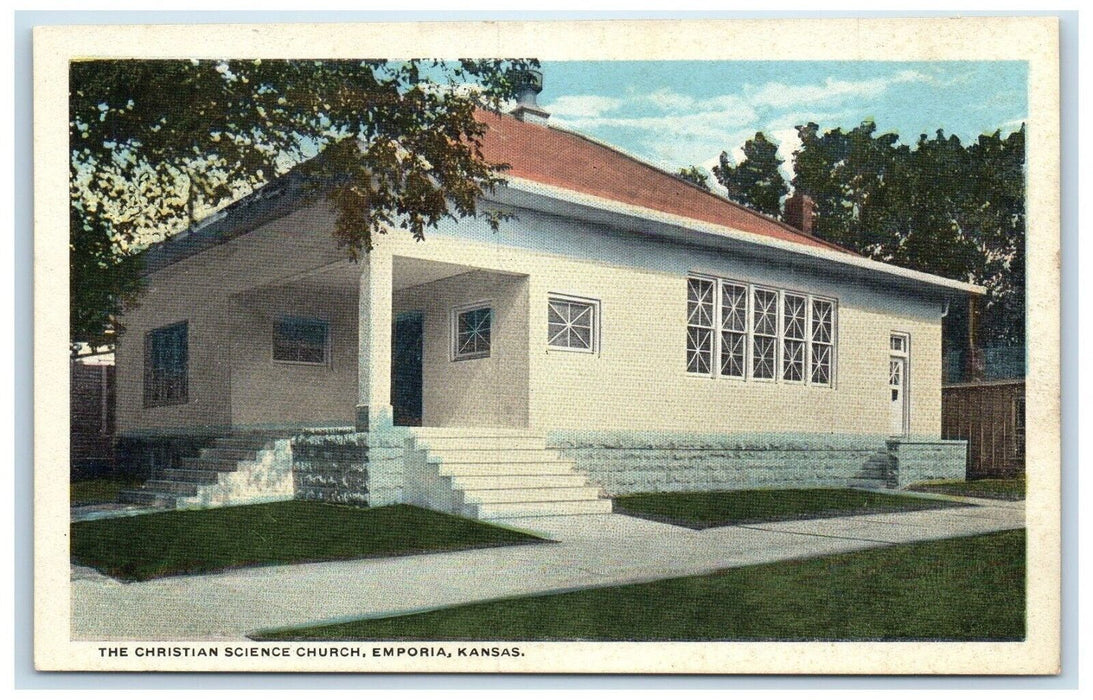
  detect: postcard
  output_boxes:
[34,17,1060,674]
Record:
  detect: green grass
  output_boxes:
[613,487,968,529]
[70,502,543,582]
[909,478,1026,501]
[253,529,1025,642]
[70,475,142,506]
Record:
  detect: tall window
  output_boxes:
[719,282,747,378]
[686,275,836,387]
[686,278,715,374]
[810,298,834,386]
[273,316,329,364]
[144,321,188,407]
[782,293,807,382]
[548,295,599,352]
[751,287,778,380]
[452,304,492,360]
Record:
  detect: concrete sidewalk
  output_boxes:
[71,497,1024,641]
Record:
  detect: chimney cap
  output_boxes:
[511,68,550,125]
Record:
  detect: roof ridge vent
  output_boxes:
[510,69,550,125]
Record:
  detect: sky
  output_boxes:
[535,60,1028,186]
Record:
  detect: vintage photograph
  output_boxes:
[35,18,1060,673]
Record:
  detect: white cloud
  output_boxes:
[768,128,803,182]
[642,88,695,112]
[542,68,934,176]
[745,70,929,109]
[542,94,622,118]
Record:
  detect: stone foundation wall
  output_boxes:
[887,438,968,487]
[547,431,888,495]
[291,429,407,506]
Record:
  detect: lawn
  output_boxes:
[613,487,968,529]
[70,502,543,582]
[253,529,1025,642]
[70,475,143,506]
[909,478,1025,501]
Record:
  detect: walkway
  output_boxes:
[71,497,1024,641]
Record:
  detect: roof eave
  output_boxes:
[490,176,985,297]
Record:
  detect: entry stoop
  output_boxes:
[405,427,613,519]
[846,449,896,489]
[117,433,295,509]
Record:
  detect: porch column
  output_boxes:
[356,249,394,430]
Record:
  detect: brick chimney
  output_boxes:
[509,69,550,125]
[784,191,815,236]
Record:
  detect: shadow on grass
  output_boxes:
[71,502,545,582]
[612,487,971,530]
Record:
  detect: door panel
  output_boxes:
[392,312,424,427]
[889,356,906,435]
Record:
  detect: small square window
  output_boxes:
[273,317,329,364]
[548,295,599,352]
[452,304,492,360]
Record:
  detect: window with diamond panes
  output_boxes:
[453,305,492,360]
[810,298,834,385]
[720,282,747,378]
[751,287,778,379]
[548,297,597,351]
[686,277,715,374]
[782,293,807,382]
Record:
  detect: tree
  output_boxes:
[790,120,905,254]
[70,58,539,350]
[676,165,711,191]
[791,120,1025,349]
[712,132,788,218]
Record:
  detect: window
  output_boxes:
[810,299,835,386]
[452,304,492,360]
[751,287,778,380]
[720,282,747,378]
[686,275,836,387]
[686,277,715,374]
[548,295,599,352]
[273,316,329,364]
[782,293,807,382]
[143,321,188,407]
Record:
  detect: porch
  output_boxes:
[227,251,531,433]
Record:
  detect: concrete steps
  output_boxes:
[408,427,612,520]
[847,450,894,489]
[118,433,293,509]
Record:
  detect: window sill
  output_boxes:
[546,345,597,355]
[452,353,490,362]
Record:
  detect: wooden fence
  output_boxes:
[70,361,115,476]
[941,379,1025,479]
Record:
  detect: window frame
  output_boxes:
[719,280,749,380]
[781,291,808,384]
[450,301,493,361]
[686,275,717,376]
[271,312,330,363]
[143,320,189,408]
[547,293,601,354]
[685,274,837,388]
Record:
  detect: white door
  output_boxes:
[889,333,909,435]
[889,357,906,435]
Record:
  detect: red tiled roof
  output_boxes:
[476,110,850,255]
